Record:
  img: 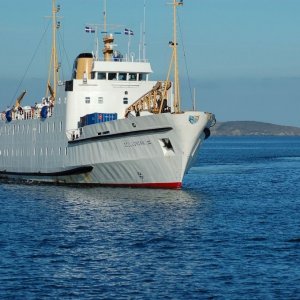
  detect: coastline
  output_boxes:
[211,121,300,136]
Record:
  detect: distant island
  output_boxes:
[210,121,300,136]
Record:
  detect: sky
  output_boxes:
[0,0,300,126]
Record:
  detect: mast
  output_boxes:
[102,0,114,61]
[47,0,60,100]
[173,0,183,113]
[103,0,107,33]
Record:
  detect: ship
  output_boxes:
[0,0,215,189]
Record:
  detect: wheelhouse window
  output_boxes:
[97,72,106,80]
[118,73,127,81]
[108,73,117,80]
[129,73,137,81]
[139,73,146,81]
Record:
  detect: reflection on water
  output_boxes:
[1,183,211,236]
[62,186,202,206]
[1,183,215,299]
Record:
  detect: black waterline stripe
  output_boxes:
[0,166,93,177]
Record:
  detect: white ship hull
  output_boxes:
[0,108,213,189]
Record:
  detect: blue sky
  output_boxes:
[0,0,300,126]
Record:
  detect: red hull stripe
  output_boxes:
[96,182,182,189]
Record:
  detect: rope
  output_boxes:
[57,30,72,82]
[178,13,193,107]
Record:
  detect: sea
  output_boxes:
[0,136,299,299]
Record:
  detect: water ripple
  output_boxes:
[0,137,300,299]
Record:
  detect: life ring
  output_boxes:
[40,106,48,119]
[5,110,12,122]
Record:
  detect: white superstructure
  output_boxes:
[0,0,215,189]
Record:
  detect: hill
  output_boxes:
[210,121,300,136]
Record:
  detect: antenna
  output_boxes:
[143,0,147,61]
[139,23,142,61]
[193,88,196,111]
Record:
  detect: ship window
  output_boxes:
[97,72,106,80]
[119,73,127,81]
[125,91,128,95]
[139,73,146,81]
[129,73,137,81]
[98,97,103,104]
[60,121,63,132]
[59,147,61,155]
[108,73,117,80]
[91,72,96,79]
[85,97,91,104]
[123,98,128,104]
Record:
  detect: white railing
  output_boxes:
[1,105,54,122]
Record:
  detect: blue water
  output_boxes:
[0,136,300,299]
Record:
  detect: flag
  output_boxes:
[124,28,134,36]
[85,26,95,33]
